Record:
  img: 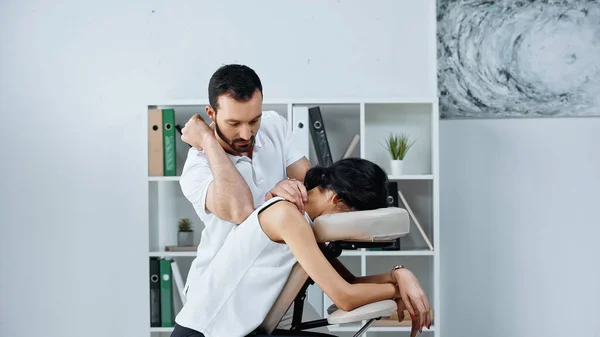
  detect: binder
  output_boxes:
[175,124,191,148]
[162,109,177,176]
[148,109,164,176]
[383,182,402,251]
[159,258,174,327]
[386,182,400,207]
[308,107,333,167]
[149,257,161,327]
[291,106,310,160]
[170,260,186,305]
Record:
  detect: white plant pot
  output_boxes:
[178,231,194,246]
[390,160,404,176]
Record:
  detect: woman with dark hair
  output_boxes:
[172,158,432,337]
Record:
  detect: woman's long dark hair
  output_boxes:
[304,158,389,211]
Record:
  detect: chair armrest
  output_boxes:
[327,300,397,325]
[327,303,338,315]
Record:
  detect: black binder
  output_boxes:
[149,257,161,327]
[383,182,402,250]
[386,182,399,207]
[308,106,334,167]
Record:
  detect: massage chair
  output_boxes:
[251,206,411,337]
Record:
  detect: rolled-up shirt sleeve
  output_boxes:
[278,113,305,167]
[180,149,214,219]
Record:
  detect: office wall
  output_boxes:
[440,118,600,337]
[0,1,435,336]
[4,1,597,337]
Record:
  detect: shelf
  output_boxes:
[364,102,433,176]
[388,175,433,180]
[146,96,440,337]
[150,327,173,332]
[148,176,180,182]
[149,251,196,257]
[342,250,433,257]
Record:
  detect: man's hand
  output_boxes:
[180,114,215,149]
[393,268,432,336]
[265,178,308,214]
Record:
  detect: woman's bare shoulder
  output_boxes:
[259,198,303,222]
[258,199,307,242]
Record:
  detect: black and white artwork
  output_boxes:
[437,0,600,119]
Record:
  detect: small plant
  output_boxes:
[382,133,415,160]
[178,218,193,232]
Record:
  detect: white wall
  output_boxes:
[440,118,600,337]
[0,1,435,337]
[5,1,597,337]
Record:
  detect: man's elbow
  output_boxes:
[229,205,254,224]
[208,195,254,224]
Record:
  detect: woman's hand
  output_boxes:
[393,268,432,335]
[395,297,426,337]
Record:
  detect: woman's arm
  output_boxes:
[353,272,394,284]
[258,201,400,312]
[328,257,356,283]
[330,257,398,284]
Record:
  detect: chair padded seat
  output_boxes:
[327,300,397,325]
[312,207,409,243]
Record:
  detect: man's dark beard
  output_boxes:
[214,120,254,154]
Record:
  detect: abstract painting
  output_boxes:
[437,0,600,119]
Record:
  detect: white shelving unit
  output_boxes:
[146,97,440,337]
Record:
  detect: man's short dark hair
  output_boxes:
[208,64,263,111]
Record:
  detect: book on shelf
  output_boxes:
[307,105,360,166]
[308,106,334,167]
[148,108,177,177]
[149,257,186,328]
[165,245,198,252]
[175,124,191,148]
[382,181,402,251]
[149,257,161,327]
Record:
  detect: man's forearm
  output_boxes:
[202,137,254,223]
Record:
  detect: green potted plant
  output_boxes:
[382,133,415,176]
[177,218,194,246]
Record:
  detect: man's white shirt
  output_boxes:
[178,110,305,296]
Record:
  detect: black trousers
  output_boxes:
[170,324,205,337]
